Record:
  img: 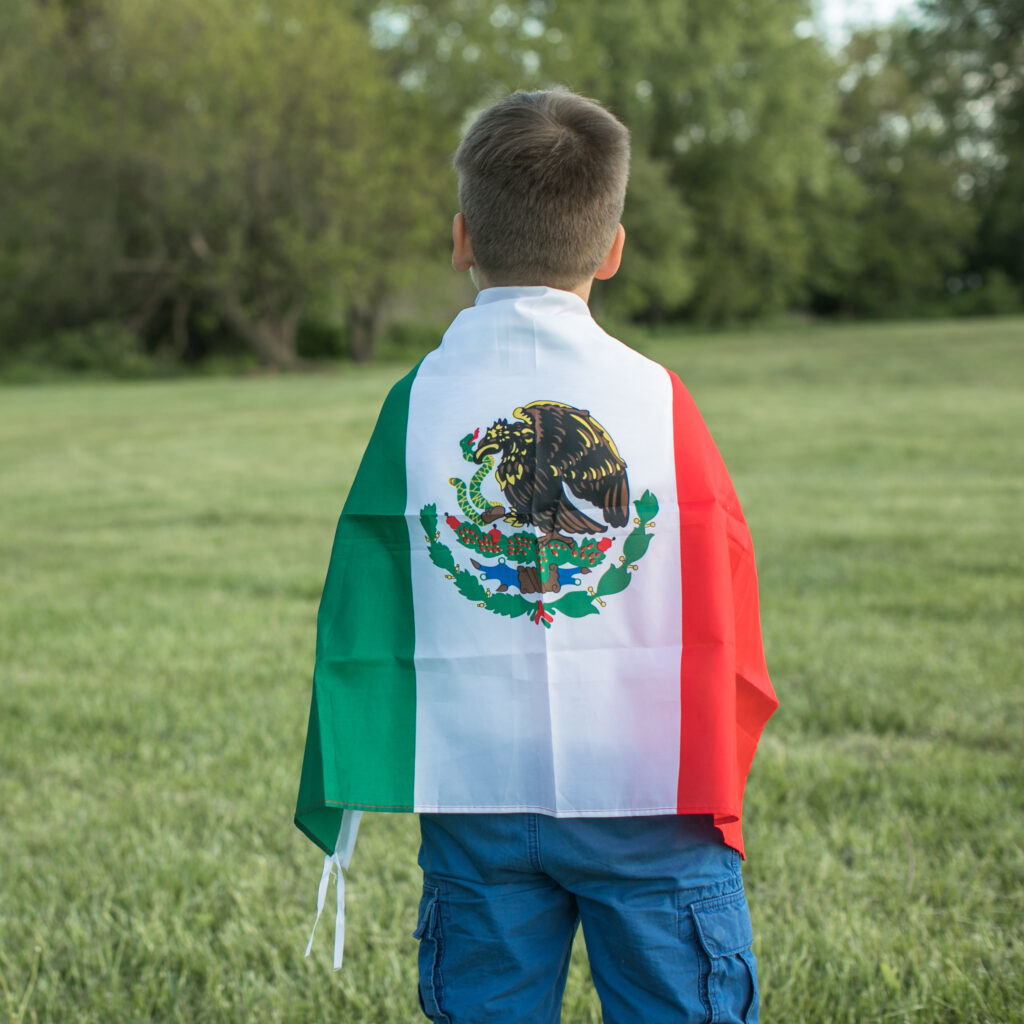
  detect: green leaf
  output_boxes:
[634,490,659,524]
[548,591,599,618]
[454,570,486,603]
[420,504,438,536]
[622,530,652,563]
[429,541,456,575]
[595,564,632,598]
[485,593,534,619]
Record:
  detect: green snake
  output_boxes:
[446,430,611,580]
[449,432,502,525]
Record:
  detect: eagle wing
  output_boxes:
[517,402,630,528]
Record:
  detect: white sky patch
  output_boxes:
[815,0,920,44]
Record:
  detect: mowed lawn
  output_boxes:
[1,316,1022,1023]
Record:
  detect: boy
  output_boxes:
[296,90,778,1023]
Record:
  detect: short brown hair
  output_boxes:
[454,90,630,290]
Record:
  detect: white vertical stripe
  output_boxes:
[405,288,682,815]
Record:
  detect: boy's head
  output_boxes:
[453,89,630,292]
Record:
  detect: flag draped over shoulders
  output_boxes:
[296,287,777,858]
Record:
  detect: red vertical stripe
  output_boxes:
[668,370,778,857]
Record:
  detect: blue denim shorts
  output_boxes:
[414,813,758,1024]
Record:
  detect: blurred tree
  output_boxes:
[0,0,446,366]
[108,0,446,365]
[910,0,1023,305]
[355,0,844,323]
[824,27,979,315]
[0,3,122,350]
[5,0,1015,369]
[560,0,846,322]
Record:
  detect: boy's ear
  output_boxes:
[452,213,474,272]
[593,223,626,281]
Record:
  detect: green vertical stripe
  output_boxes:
[295,364,420,854]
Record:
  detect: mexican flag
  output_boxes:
[296,288,777,859]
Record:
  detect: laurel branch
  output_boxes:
[420,489,659,626]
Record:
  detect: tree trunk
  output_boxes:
[253,316,301,369]
[216,293,302,369]
[347,301,380,364]
[169,292,191,360]
[123,261,180,336]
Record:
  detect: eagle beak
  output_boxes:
[473,438,498,462]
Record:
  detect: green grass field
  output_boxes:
[1,316,1022,1023]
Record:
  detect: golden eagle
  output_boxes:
[474,401,630,541]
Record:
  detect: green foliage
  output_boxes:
[0,0,446,367]
[2,0,1022,370]
[822,27,979,316]
[950,268,1024,316]
[8,322,153,379]
[633,489,659,526]
[107,0,443,365]
[0,3,123,348]
[360,0,842,323]
[482,591,535,619]
[913,0,1024,299]
[420,504,439,538]
[354,0,1022,324]
[622,528,653,564]
[546,590,600,618]
[2,319,1023,1020]
[421,505,536,618]
[296,317,350,361]
[593,563,630,597]
[376,321,451,363]
[420,505,454,573]
[606,150,696,320]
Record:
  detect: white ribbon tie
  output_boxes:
[304,809,362,970]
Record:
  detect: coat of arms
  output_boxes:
[420,400,658,628]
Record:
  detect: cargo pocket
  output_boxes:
[690,887,759,1024]
[412,884,450,1023]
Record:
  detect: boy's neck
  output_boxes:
[567,280,595,304]
[474,274,594,305]
[454,216,623,307]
